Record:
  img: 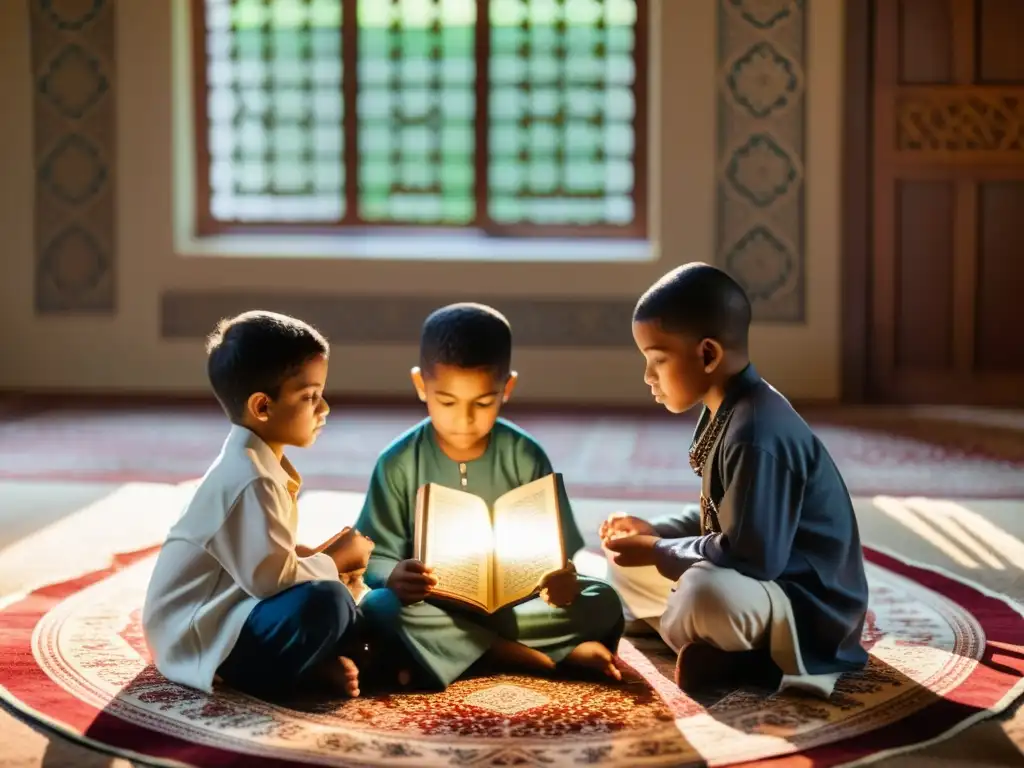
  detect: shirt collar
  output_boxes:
[226,424,302,495]
[690,362,762,444]
[720,362,761,412]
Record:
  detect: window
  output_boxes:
[193,0,648,238]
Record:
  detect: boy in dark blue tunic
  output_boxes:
[598,263,869,696]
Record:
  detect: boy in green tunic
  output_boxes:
[355,303,625,690]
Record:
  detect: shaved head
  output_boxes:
[633,263,752,351]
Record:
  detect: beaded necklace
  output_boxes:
[689,407,731,534]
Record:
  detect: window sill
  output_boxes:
[176,230,657,263]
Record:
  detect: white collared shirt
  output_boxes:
[142,425,339,693]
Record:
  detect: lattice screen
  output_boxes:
[198,0,642,231]
[487,0,638,226]
[357,0,477,224]
[204,0,344,222]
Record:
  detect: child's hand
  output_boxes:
[326,527,375,573]
[299,527,351,557]
[340,568,369,602]
[603,534,659,567]
[340,568,366,586]
[538,566,580,608]
[599,512,657,545]
[387,559,438,605]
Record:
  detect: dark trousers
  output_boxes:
[217,580,358,698]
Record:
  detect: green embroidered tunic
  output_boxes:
[354,418,623,688]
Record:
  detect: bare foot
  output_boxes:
[321,656,360,697]
[484,637,557,675]
[563,641,622,681]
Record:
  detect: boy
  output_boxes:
[143,310,374,700]
[599,264,869,697]
[354,302,624,690]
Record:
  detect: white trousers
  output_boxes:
[573,549,842,698]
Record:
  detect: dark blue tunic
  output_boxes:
[652,364,870,675]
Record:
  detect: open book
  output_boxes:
[413,474,567,614]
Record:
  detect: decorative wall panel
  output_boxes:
[31,0,117,313]
[161,291,637,348]
[716,0,805,321]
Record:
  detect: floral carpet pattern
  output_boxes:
[2,403,1024,498]
[1,547,1022,767]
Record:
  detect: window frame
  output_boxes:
[190,0,650,240]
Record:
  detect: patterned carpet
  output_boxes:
[1,532,1022,768]
[2,401,1024,498]
[2,401,1023,766]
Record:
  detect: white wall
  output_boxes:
[0,0,844,404]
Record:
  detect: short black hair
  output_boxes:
[419,302,512,379]
[206,310,329,422]
[633,262,752,351]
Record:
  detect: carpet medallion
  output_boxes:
[0,548,1022,768]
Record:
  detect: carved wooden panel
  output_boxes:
[896,89,1024,152]
[894,181,954,370]
[976,182,1024,372]
[870,0,1024,405]
[978,0,1024,83]
[898,0,952,84]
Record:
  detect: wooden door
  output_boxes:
[870,0,1024,405]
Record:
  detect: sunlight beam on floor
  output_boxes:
[907,505,1006,570]
[0,481,192,597]
[903,497,1024,570]
[872,496,981,569]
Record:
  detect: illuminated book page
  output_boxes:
[492,475,565,608]
[417,484,494,610]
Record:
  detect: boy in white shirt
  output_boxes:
[143,310,374,700]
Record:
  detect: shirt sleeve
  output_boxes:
[206,478,339,600]
[353,458,410,588]
[651,504,702,538]
[527,445,585,560]
[702,442,802,582]
[641,500,707,582]
[652,535,709,581]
